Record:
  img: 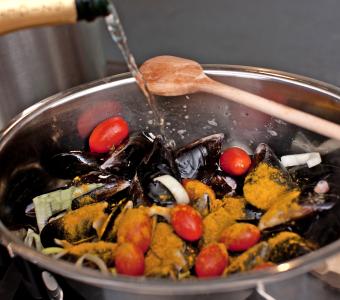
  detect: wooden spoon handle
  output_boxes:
[199,78,340,140]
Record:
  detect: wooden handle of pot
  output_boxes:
[0,0,77,35]
[199,78,340,141]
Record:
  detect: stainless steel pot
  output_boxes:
[0,65,340,300]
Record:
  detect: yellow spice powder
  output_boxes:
[243,162,290,210]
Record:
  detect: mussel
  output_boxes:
[259,191,338,230]
[243,143,296,210]
[61,241,117,267]
[267,232,315,264]
[175,133,224,180]
[224,242,271,275]
[131,136,181,207]
[44,151,102,179]
[71,180,130,210]
[40,202,109,247]
[100,132,154,179]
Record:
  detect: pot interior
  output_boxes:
[1,65,340,291]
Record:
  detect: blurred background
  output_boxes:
[1,0,340,128]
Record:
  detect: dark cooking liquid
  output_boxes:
[105,2,165,136]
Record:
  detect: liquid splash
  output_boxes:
[105,2,165,136]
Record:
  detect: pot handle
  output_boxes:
[0,0,77,35]
[254,283,277,300]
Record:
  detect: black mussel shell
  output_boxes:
[100,132,154,179]
[71,180,130,210]
[40,215,97,248]
[100,198,129,242]
[76,171,121,184]
[139,136,181,180]
[253,143,290,178]
[44,151,101,179]
[289,164,335,195]
[268,233,314,264]
[40,202,109,247]
[204,171,237,198]
[135,135,181,206]
[175,133,224,180]
[129,175,148,207]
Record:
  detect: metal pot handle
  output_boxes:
[254,283,277,300]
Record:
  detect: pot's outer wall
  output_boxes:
[1,67,340,297]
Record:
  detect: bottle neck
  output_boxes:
[76,0,111,21]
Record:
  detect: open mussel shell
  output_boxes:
[100,132,154,179]
[253,143,291,177]
[99,198,130,242]
[267,232,315,264]
[44,151,101,179]
[258,191,339,231]
[71,180,130,210]
[40,202,109,247]
[135,136,181,206]
[175,133,224,180]
[243,143,297,211]
[289,163,337,195]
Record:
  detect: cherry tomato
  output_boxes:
[195,243,229,277]
[219,147,251,176]
[117,209,152,254]
[171,205,203,242]
[253,262,276,270]
[89,116,129,153]
[115,243,145,276]
[219,223,260,252]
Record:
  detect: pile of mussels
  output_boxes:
[19,129,340,278]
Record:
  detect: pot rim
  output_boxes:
[1,64,340,295]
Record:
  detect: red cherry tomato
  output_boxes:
[253,262,276,270]
[195,243,229,278]
[171,205,203,242]
[219,147,251,176]
[115,243,145,276]
[219,223,260,252]
[89,116,129,153]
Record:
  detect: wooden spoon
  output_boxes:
[140,55,340,141]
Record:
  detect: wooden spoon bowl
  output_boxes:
[140,55,340,141]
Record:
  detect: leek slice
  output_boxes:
[33,183,103,231]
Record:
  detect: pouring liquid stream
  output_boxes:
[105,3,167,139]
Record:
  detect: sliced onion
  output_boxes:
[153,175,190,204]
[75,254,109,275]
[280,152,321,168]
